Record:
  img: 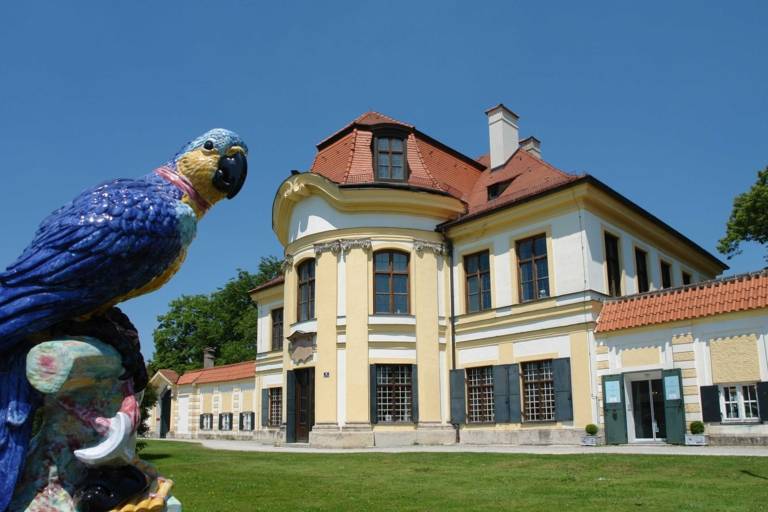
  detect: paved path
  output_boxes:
[156,438,768,457]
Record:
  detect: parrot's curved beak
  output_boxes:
[213,146,248,199]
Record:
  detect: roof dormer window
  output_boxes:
[375,136,406,181]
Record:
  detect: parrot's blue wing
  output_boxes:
[0,176,189,510]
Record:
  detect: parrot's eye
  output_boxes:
[203,140,214,151]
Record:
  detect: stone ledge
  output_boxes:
[460,428,583,445]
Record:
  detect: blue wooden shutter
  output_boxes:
[370,365,378,424]
[450,369,466,424]
[261,389,269,427]
[507,364,521,422]
[249,412,255,430]
[662,368,685,444]
[286,371,296,442]
[218,413,223,430]
[238,412,243,431]
[553,358,573,421]
[411,364,419,423]
[199,414,204,430]
[700,385,721,422]
[758,382,768,422]
[493,365,510,423]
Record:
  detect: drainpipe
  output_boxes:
[444,236,460,444]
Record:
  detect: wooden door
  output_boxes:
[294,368,315,442]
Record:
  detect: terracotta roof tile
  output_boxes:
[176,360,255,385]
[596,270,768,333]
[249,275,285,294]
[157,369,179,384]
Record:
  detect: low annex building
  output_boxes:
[148,105,768,446]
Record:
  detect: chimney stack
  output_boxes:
[486,104,519,169]
[520,136,541,159]
[203,347,215,369]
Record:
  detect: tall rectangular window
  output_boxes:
[374,251,410,314]
[376,137,406,181]
[635,248,649,293]
[271,308,283,351]
[219,413,233,431]
[682,271,692,285]
[376,365,413,423]
[200,413,213,431]
[720,384,760,421]
[268,388,282,427]
[660,261,672,289]
[297,259,315,322]
[517,234,549,302]
[522,360,555,422]
[465,251,491,313]
[466,366,495,423]
[240,412,254,431]
[604,233,622,297]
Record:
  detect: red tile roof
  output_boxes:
[249,275,285,294]
[176,360,255,385]
[157,369,179,384]
[596,270,768,333]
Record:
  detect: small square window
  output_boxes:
[719,384,760,422]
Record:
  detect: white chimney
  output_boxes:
[486,104,519,169]
[520,136,541,159]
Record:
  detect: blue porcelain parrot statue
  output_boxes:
[0,129,248,511]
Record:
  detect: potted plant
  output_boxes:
[581,423,600,446]
[685,421,707,446]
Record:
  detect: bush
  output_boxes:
[585,423,599,436]
[690,421,705,435]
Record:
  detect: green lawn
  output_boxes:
[142,440,768,511]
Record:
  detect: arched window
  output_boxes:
[375,136,406,181]
[297,259,315,322]
[374,250,409,314]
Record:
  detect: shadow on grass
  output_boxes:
[141,453,172,461]
[740,470,768,480]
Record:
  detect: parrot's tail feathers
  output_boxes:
[0,286,89,347]
[0,348,36,512]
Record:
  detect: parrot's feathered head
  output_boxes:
[169,128,248,215]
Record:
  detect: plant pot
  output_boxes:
[581,435,599,446]
[684,434,708,446]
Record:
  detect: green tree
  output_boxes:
[718,165,768,260]
[149,256,282,374]
[136,382,158,452]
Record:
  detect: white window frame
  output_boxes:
[220,412,232,431]
[201,413,213,431]
[241,411,253,431]
[718,383,760,422]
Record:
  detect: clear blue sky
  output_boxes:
[1,1,766,360]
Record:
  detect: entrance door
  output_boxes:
[630,379,666,441]
[176,395,189,435]
[294,368,315,442]
[159,389,172,438]
[603,374,628,444]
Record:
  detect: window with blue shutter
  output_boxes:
[450,369,466,424]
[552,358,573,421]
[261,389,269,427]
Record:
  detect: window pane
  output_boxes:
[479,252,490,271]
[481,291,491,310]
[393,275,408,294]
[468,294,479,312]
[518,240,532,260]
[537,277,550,298]
[375,274,390,293]
[535,258,548,278]
[375,294,390,314]
[394,295,408,314]
[466,256,478,273]
[375,252,389,271]
[377,165,389,178]
[392,253,408,271]
[391,138,403,151]
[378,153,390,166]
[520,261,533,282]
[391,166,404,180]
[391,153,403,167]
[534,236,547,256]
[378,138,389,150]
[521,281,534,302]
[467,276,478,294]
[481,273,490,291]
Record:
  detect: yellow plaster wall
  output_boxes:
[201,392,212,414]
[220,391,232,412]
[569,330,592,427]
[315,250,338,424]
[620,346,661,368]
[710,334,761,383]
[414,249,441,423]
[345,247,370,423]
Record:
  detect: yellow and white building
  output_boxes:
[149,105,768,446]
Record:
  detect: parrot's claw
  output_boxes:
[74,412,134,466]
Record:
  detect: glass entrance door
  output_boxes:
[630,379,666,441]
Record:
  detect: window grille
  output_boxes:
[376,365,413,423]
[522,360,555,422]
[269,388,282,427]
[466,366,494,423]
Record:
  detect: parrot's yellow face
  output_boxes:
[176,145,247,215]
[171,128,249,217]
